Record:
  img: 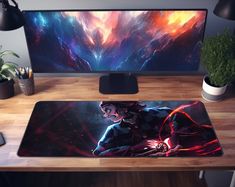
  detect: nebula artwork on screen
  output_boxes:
[23,10,207,72]
[18,101,223,157]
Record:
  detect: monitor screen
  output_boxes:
[23,10,207,73]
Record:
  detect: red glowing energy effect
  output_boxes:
[158,101,222,156]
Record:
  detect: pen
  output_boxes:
[29,69,32,78]
[16,67,33,79]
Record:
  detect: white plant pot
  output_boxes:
[201,76,227,102]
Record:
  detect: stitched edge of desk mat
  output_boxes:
[18,101,223,157]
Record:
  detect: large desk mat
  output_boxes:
[18,101,223,157]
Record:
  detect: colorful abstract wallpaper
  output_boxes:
[18,101,222,157]
[23,10,207,72]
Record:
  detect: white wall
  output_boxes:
[0,0,235,67]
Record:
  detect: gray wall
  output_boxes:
[0,0,235,67]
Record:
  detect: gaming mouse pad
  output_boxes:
[18,101,223,157]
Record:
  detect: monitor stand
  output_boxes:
[99,73,138,94]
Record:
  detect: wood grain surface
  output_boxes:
[0,76,234,171]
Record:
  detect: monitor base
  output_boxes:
[99,73,138,94]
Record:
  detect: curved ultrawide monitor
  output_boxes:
[23,9,207,73]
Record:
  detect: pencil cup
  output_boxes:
[18,76,35,96]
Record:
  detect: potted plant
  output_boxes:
[200,30,235,101]
[0,46,19,99]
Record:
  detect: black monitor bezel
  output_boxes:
[22,9,208,74]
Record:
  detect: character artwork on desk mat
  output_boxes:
[18,101,223,157]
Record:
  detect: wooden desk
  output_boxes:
[0,76,235,171]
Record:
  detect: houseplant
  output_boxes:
[200,30,235,101]
[0,46,19,99]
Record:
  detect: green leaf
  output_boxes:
[0,58,3,67]
[0,68,16,79]
[0,47,19,79]
[0,75,7,82]
[0,63,16,79]
[0,50,20,58]
[4,61,19,67]
[0,70,11,79]
[201,29,235,86]
[1,63,17,72]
